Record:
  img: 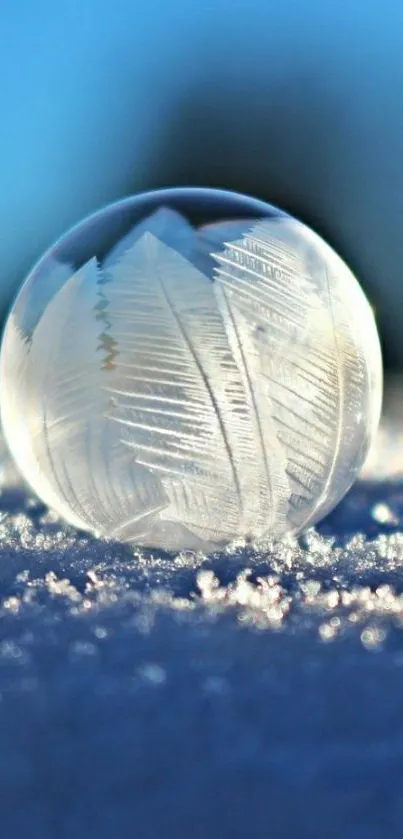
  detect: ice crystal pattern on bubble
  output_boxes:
[0,210,382,551]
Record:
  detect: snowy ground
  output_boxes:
[0,378,402,838]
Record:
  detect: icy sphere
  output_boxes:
[0,188,382,551]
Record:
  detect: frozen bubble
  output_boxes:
[0,188,382,551]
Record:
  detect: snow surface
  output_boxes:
[0,377,402,838]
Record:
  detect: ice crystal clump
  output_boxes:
[0,189,382,551]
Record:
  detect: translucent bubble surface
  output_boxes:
[0,188,383,551]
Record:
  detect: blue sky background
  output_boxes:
[1,0,403,364]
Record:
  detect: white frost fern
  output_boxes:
[103,230,290,546]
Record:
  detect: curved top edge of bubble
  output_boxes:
[2,190,383,398]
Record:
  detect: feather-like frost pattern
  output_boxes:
[4,259,166,536]
[103,230,288,545]
[212,217,371,531]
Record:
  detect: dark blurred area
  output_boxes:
[1,0,403,366]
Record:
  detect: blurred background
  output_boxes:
[1,0,403,367]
